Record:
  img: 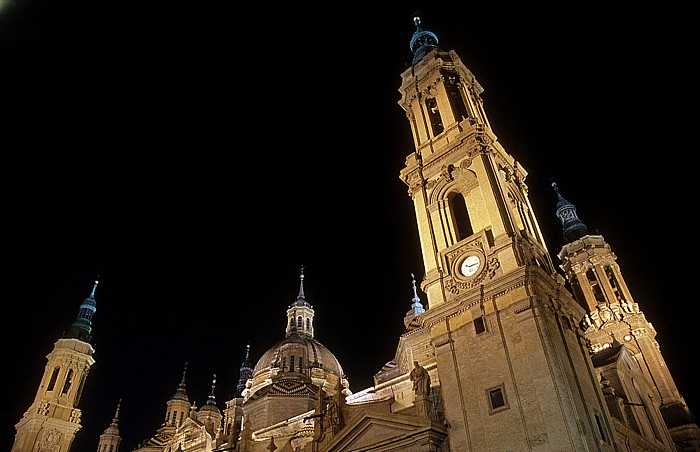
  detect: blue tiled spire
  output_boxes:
[410,14,440,64]
[552,182,589,243]
[65,279,98,342]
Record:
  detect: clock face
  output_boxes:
[460,254,481,277]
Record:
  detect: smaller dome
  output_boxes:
[198,374,220,415]
[197,402,220,416]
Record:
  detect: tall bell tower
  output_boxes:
[397,16,617,450]
[399,17,556,310]
[555,183,700,450]
[12,280,98,452]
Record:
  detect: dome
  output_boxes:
[246,267,349,398]
[253,331,345,379]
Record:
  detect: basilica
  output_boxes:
[12,16,700,452]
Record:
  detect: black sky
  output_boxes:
[1,2,696,450]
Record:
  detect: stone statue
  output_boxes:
[410,361,431,396]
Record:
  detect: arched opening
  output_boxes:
[425,97,443,136]
[61,369,73,395]
[448,192,473,240]
[444,75,469,122]
[47,367,60,391]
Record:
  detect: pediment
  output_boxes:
[179,416,203,430]
[322,410,447,452]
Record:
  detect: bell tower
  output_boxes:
[399,16,556,310]
[12,281,98,452]
[397,16,616,450]
[555,183,700,450]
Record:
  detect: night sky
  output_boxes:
[1,2,695,450]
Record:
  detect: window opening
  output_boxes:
[425,97,444,136]
[595,412,608,442]
[448,192,473,240]
[47,367,60,391]
[606,266,623,302]
[586,269,606,303]
[474,316,486,334]
[488,387,506,411]
[444,74,469,122]
[61,369,73,395]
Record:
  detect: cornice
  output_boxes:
[413,265,567,331]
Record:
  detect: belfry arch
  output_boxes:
[429,167,481,247]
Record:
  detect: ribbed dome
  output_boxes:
[248,329,347,399]
[253,332,345,378]
[246,267,349,399]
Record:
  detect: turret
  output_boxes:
[96,399,122,452]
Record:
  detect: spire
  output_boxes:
[170,362,189,402]
[404,273,425,329]
[198,373,221,416]
[113,398,121,423]
[409,13,440,64]
[236,344,254,396]
[552,182,589,243]
[286,265,315,338]
[292,265,311,308]
[104,399,121,433]
[97,399,122,449]
[65,279,98,343]
[206,373,217,406]
[409,273,425,315]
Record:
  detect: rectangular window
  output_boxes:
[489,388,505,408]
[474,316,486,334]
[595,412,608,442]
[486,384,508,413]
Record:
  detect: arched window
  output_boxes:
[425,97,443,136]
[47,367,60,391]
[61,369,73,395]
[445,75,469,122]
[586,269,606,303]
[448,192,473,240]
[297,316,303,328]
[306,318,310,331]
